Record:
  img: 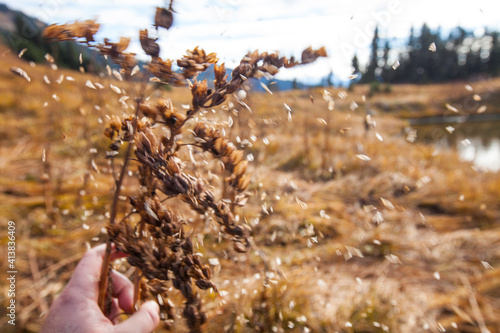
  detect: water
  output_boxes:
[410,117,500,172]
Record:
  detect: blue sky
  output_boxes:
[5,0,500,83]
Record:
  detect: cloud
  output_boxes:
[5,0,500,83]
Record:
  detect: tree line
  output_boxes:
[356,24,500,84]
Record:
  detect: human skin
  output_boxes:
[40,244,160,333]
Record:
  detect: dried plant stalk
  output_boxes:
[43,3,327,330]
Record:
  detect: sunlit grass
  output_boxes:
[1,42,500,332]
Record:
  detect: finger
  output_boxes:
[67,244,127,300]
[113,301,160,333]
[110,270,134,313]
[66,244,107,300]
[108,298,122,324]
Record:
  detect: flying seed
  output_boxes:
[406,129,417,143]
[392,60,400,70]
[208,258,220,266]
[385,254,402,264]
[465,84,473,91]
[112,70,123,81]
[319,210,330,219]
[131,65,140,76]
[85,80,96,89]
[372,211,384,224]
[340,127,352,134]
[328,99,335,110]
[349,101,358,110]
[295,197,308,209]
[110,84,121,94]
[428,42,437,52]
[66,76,75,81]
[433,272,440,280]
[380,197,395,210]
[356,154,371,161]
[317,118,327,125]
[477,105,487,113]
[43,75,51,84]
[42,149,46,162]
[79,53,83,64]
[94,82,104,89]
[10,66,31,82]
[18,48,27,57]
[348,74,358,80]
[45,53,54,63]
[473,94,481,101]
[461,139,471,146]
[481,261,493,269]
[445,103,458,113]
[375,132,383,142]
[445,126,455,133]
[56,74,64,84]
[260,82,273,95]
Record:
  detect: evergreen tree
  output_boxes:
[381,41,392,82]
[351,54,360,75]
[488,31,500,76]
[362,26,379,83]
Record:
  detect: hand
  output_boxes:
[40,244,160,333]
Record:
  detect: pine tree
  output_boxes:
[362,26,379,83]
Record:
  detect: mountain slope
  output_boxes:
[0,3,107,72]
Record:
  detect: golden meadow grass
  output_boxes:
[1,4,500,333]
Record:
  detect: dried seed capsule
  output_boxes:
[201,265,211,279]
[233,241,247,253]
[232,160,247,177]
[195,279,213,290]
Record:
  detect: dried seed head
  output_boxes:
[140,29,160,58]
[155,6,174,30]
[42,20,100,43]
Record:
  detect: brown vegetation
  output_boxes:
[1,23,500,333]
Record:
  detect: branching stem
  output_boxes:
[98,97,143,312]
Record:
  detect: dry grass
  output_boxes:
[1,43,500,332]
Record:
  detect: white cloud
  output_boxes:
[5,0,500,84]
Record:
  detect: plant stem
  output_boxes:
[98,97,143,312]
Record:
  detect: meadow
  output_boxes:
[1,42,500,332]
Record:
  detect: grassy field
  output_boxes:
[1,44,500,332]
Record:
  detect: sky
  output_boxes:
[5,0,500,84]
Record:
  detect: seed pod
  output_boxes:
[167,158,180,174]
[201,265,211,279]
[232,160,247,177]
[195,279,213,290]
[237,174,251,191]
[233,241,247,253]
[230,149,244,165]
[154,7,174,30]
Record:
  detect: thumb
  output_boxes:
[114,301,160,333]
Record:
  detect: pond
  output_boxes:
[409,114,500,172]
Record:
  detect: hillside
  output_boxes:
[1,42,500,333]
[0,3,108,72]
